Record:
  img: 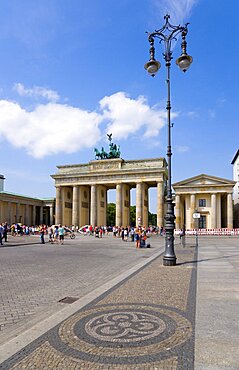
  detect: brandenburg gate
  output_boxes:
[51,157,167,228]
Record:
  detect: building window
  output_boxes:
[199,199,206,207]
[199,215,206,229]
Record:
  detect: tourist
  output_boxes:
[48,226,54,243]
[40,225,45,244]
[0,223,3,245]
[121,228,125,241]
[135,228,140,248]
[124,227,128,241]
[130,227,135,242]
[89,225,93,236]
[58,225,65,245]
[180,225,186,246]
[113,226,117,237]
[54,225,59,243]
[3,222,8,242]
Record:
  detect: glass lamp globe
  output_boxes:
[176,54,193,72]
[144,60,161,76]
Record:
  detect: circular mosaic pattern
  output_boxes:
[50,304,192,365]
[84,311,166,343]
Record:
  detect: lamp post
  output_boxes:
[144,14,193,266]
[193,210,201,247]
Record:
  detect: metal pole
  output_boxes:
[196,218,199,247]
[163,60,176,266]
[144,14,192,266]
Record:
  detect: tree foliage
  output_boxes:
[107,203,157,226]
[107,203,116,226]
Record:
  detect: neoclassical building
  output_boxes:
[173,174,235,230]
[52,158,236,230]
[0,175,54,226]
[51,158,167,228]
[1,157,236,230]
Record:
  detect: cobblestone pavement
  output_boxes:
[0,238,197,369]
[0,236,238,369]
[194,237,239,369]
[0,234,164,340]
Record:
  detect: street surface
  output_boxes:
[0,233,164,344]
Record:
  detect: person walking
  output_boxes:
[48,226,54,243]
[40,225,45,244]
[54,225,59,243]
[124,227,128,241]
[58,225,65,245]
[0,224,4,246]
[130,227,135,242]
[135,228,140,248]
[3,222,8,242]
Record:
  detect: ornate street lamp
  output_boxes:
[145,14,193,266]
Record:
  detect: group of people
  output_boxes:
[40,225,66,244]
[0,223,69,245]
[0,222,159,248]
[80,224,151,248]
[10,224,47,236]
[118,226,150,248]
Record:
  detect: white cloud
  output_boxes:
[153,0,198,24]
[13,83,60,102]
[0,91,176,158]
[100,92,175,139]
[0,100,102,158]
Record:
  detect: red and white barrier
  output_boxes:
[175,228,239,236]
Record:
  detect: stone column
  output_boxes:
[97,185,107,226]
[211,193,217,228]
[185,195,191,229]
[40,206,44,225]
[157,182,164,228]
[121,184,130,227]
[227,193,233,229]
[116,184,122,227]
[136,182,142,227]
[25,204,29,225]
[142,183,149,227]
[55,187,62,225]
[32,205,36,225]
[175,194,181,230]
[190,194,196,229]
[90,184,97,227]
[217,194,221,228]
[44,207,49,226]
[72,185,79,227]
[49,205,54,225]
[16,203,20,223]
[79,186,90,226]
[7,202,11,224]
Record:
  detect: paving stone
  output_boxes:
[0,235,238,369]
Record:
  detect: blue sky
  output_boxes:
[0,0,238,212]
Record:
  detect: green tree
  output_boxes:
[106,203,157,227]
[107,203,116,226]
[148,211,157,226]
[130,205,136,226]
